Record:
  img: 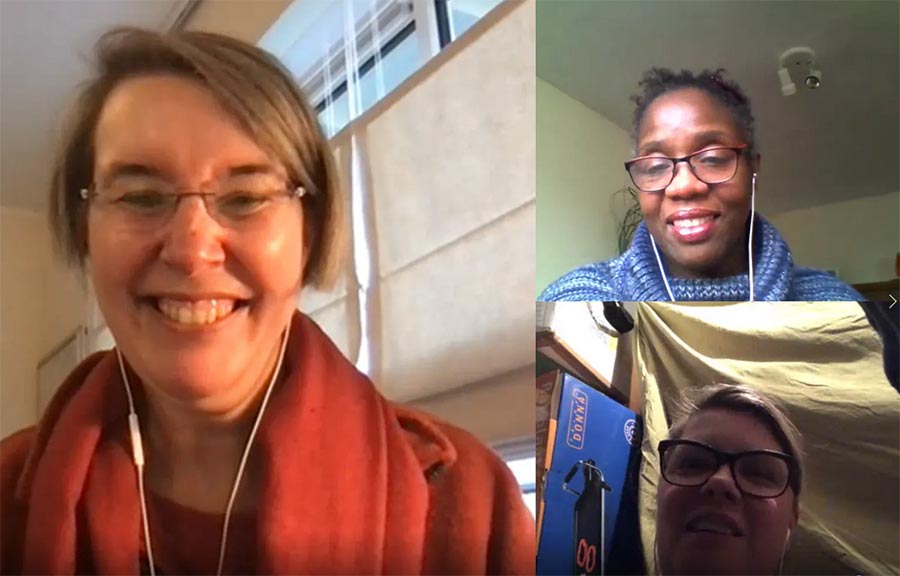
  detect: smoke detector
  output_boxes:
[778,47,822,96]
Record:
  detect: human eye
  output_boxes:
[216,191,272,217]
[674,455,708,471]
[635,157,671,175]
[668,446,713,473]
[696,149,732,166]
[738,455,786,486]
[110,183,170,213]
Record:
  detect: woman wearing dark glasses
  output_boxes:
[654,384,803,575]
[540,68,860,301]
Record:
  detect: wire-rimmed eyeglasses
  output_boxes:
[658,439,796,498]
[624,145,749,192]
[80,178,309,232]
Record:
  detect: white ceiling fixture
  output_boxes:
[778,46,821,96]
[536,0,900,216]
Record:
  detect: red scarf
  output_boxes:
[16,312,440,574]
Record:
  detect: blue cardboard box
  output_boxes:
[537,371,643,575]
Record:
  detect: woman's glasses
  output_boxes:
[80,174,309,233]
[658,439,795,498]
[624,145,748,192]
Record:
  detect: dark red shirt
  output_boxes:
[142,490,256,575]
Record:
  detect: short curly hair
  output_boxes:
[630,67,756,155]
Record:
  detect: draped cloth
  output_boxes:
[634,303,899,575]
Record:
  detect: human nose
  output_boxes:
[700,463,741,502]
[159,196,226,275]
[664,160,708,200]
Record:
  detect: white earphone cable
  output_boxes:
[649,171,759,303]
[649,234,676,302]
[653,538,663,576]
[117,316,293,576]
[117,354,156,576]
[778,528,791,575]
[216,315,291,575]
[748,173,757,302]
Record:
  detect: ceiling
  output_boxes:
[0,0,192,211]
[536,0,900,216]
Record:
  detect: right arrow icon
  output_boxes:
[890,294,897,309]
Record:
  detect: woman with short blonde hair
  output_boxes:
[655,384,804,575]
[0,27,534,575]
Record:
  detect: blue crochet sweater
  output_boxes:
[540,216,862,302]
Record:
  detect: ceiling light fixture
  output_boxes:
[778,46,821,96]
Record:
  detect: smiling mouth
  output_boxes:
[665,213,720,244]
[685,518,743,537]
[150,298,248,326]
[670,215,716,229]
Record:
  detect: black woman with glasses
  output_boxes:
[654,384,803,575]
[539,68,861,301]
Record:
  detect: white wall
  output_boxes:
[184,0,292,43]
[536,77,632,296]
[769,191,900,285]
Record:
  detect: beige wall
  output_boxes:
[40,247,85,364]
[536,78,632,296]
[1,208,47,436]
[769,191,900,285]
[1,207,84,437]
[408,364,534,447]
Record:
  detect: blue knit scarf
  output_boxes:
[540,215,862,301]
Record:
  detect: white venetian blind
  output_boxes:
[361,0,535,400]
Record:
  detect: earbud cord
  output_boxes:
[653,539,663,576]
[649,172,758,303]
[118,355,154,576]
[216,315,290,575]
[778,529,790,576]
[117,316,292,576]
[649,234,676,302]
[748,173,757,302]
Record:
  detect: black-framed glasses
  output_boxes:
[624,145,749,192]
[658,439,796,498]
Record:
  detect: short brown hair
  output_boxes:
[666,383,805,500]
[49,27,345,289]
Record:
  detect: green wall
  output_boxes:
[536,78,633,296]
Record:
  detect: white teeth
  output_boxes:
[689,520,735,535]
[672,216,714,228]
[156,298,237,325]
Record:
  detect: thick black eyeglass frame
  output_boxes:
[623,145,749,193]
[658,438,797,498]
